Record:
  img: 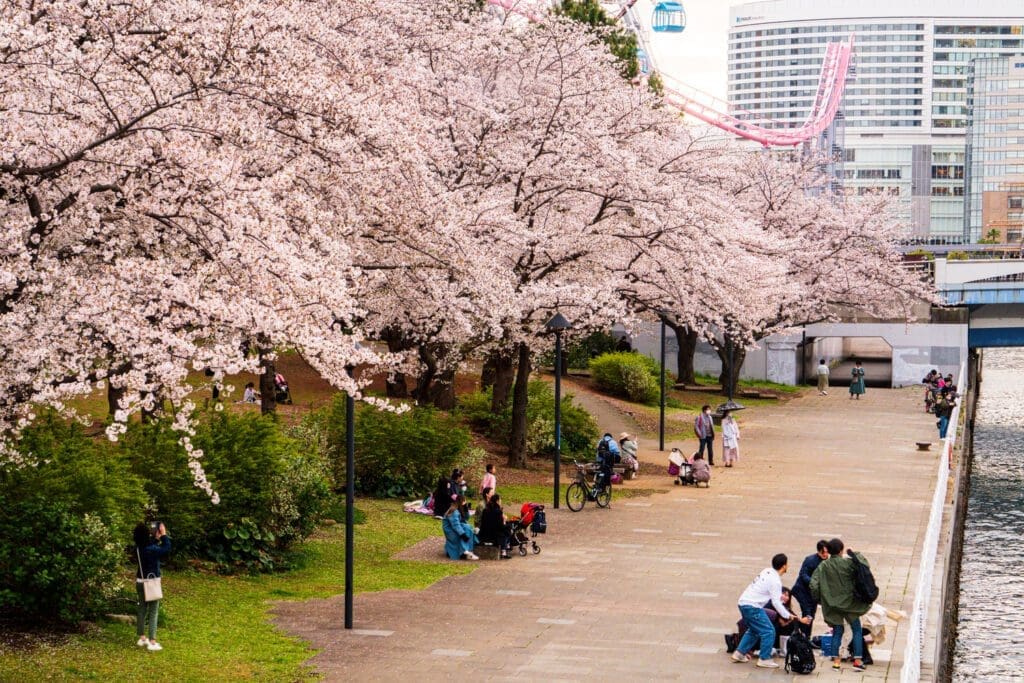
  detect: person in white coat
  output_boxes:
[722,411,740,467]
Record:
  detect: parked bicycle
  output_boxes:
[565,460,611,511]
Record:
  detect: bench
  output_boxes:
[581,462,637,481]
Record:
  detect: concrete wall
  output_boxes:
[626,322,968,388]
[805,322,968,387]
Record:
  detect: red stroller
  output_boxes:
[508,502,546,556]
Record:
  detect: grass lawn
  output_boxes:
[0,500,470,683]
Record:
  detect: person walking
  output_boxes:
[694,405,715,466]
[810,538,871,672]
[849,361,866,400]
[721,411,740,467]
[816,358,830,395]
[935,389,955,439]
[790,540,830,637]
[133,522,171,651]
[730,553,811,668]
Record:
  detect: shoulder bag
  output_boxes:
[136,547,163,602]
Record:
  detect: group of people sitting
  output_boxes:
[240,373,292,404]
[593,432,640,488]
[433,464,516,561]
[922,370,958,439]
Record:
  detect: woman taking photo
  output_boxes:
[133,522,171,651]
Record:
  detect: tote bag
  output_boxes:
[137,548,163,602]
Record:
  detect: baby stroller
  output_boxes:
[668,449,691,485]
[508,502,545,556]
[274,372,293,404]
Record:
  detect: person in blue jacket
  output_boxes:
[133,522,171,651]
[790,539,830,636]
[594,433,619,493]
[441,500,479,560]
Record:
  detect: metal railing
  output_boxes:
[900,360,966,682]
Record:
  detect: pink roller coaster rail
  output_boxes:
[487,0,854,148]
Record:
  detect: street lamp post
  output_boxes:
[659,316,667,452]
[344,364,355,630]
[545,313,572,509]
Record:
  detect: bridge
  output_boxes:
[934,257,1024,347]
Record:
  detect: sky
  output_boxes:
[628,0,731,100]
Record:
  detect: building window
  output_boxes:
[932,165,965,179]
[1010,196,1024,209]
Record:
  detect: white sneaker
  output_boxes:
[147,641,163,652]
[464,552,479,561]
[136,636,149,647]
[755,659,779,668]
[731,651,751,663]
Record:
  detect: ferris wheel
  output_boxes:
[488,0,853,148]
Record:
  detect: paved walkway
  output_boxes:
[274,387,942,681]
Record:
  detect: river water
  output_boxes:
[952,348,1024,679]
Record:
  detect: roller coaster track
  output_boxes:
[486,0,854,148]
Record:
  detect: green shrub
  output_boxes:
[0,496,124,625]
[299,400,472,499]
[589,351,668,402]
[2,411,147,541]
[123,412,331,572]
[457,381,598,457]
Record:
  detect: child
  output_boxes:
[480,463,497,497]
[242,382,259,403]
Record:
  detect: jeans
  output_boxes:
[938,415,950,439]
[136,582,160,640]
[830,617,863,660]
[736,604,775,660]
[697,436,714,465]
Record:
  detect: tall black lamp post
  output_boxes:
[659,315,667,452]
[545,313,572,509]
[344,363,356,630]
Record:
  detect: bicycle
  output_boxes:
[565,460,611,511]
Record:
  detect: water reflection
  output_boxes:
[953,348,1024,679]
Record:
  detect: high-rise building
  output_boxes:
[964,56,1024,243]
[728,0,1024,240]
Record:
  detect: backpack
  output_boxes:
[849,552,880,603]
[784,630,816,675]
[529,509,547,534]
[596,439,612,465]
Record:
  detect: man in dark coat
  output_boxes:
[790,539,830,636]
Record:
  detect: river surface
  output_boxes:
[952,348,1024,680]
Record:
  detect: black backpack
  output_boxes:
[849,552,880,603]
[530,509,547,534]
[785,630,816,675]
[596,439,611,464]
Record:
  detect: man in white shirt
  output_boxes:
[731,553,812,668]
[816,358,830,395]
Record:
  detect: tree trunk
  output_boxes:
[381,327,410,398]
[258,335,276,415]
[489,349,516,414]
[412,343,438,406]
[430,367,457,410]
[507,343,532,468]
[480,354,497,391]
[107,381,126,418]
[664,320,698,386]
[714,341,747,398]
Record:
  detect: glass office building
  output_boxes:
[964,56,1024,243]
[729,0,1024,239]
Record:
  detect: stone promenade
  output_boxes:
[274,386,941,681]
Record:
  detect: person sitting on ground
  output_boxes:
[477,493,512,559]
[432,474,453,519]
[479,463,497,497]
[242,382,259,403]
[731,553,811,669]
[442,501,478,561]
[594,433,619,493]
[619,432,639,477]
[689,451,711,485]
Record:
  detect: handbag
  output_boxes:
[137,548,163,602]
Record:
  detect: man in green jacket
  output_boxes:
[810,538,870,672]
